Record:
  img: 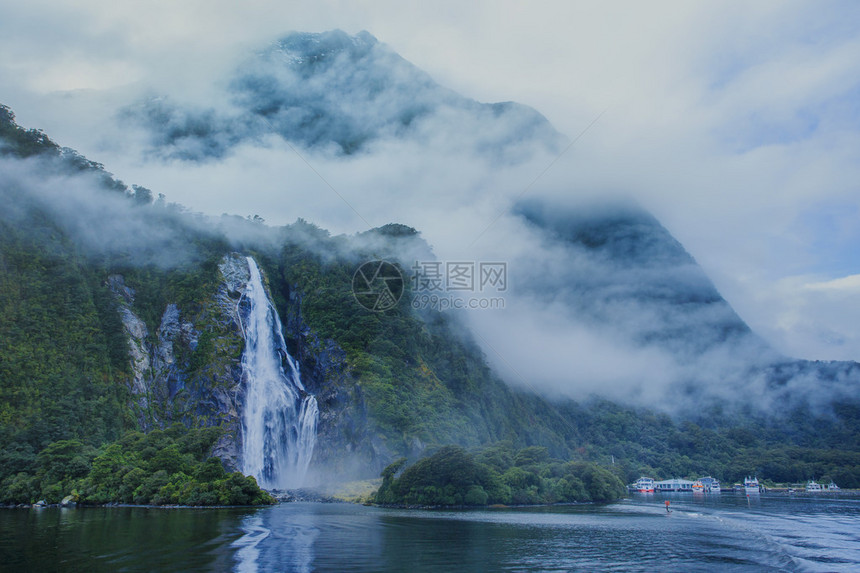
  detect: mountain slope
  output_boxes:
[0,105,580,485]
[515,197,758,356]
[2,53,860,501]
[488,196,860,418]
[122,30,563,161]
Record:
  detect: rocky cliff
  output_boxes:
[104,250,395,479]
[105,254,252,470]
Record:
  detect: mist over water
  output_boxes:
[240,257,318,489]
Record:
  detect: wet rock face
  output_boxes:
[106,256,250,468]
[106,275,151,418]
[108,252,396,479]
[218,253,251,305]
[282,287,396,479]
[107,274,135,305]
[154,304,182,370]
[209,254,252,470]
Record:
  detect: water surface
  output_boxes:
[2,494,859,572]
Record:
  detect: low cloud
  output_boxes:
[2,5,859,412]
[743,274,860,362]
[0,157,204,268]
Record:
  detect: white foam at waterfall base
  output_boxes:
[240,256,318,489]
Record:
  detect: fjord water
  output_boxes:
[3,494,859,572]
[240,257,318,490]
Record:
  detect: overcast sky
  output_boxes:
[1,0,859,362]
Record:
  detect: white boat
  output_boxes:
[827,481,840,491]
[631,477,655,493]
[806,480,822,493]
[698,476,721,493]
[744,476,760,494]
[692,480,704,493]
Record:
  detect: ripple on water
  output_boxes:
[3,495,859,572]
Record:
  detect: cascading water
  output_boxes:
[240,257,318,490]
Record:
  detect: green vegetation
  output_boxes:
[267,223,575,456]
[0,111,230,472]
[0,104,143,461]
[0,104,259,505]
[0,105,60,158]
[2,102,860,506]
[0,425,273,506]
[373,444,627,506]
[0,212,131,463]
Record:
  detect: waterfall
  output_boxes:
[240,257,318,489]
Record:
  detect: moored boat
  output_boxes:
[744,476,760,494]
[630,477,655,493]
[826,481,840,491]
[806,479,822,493]
[698,476,721,493]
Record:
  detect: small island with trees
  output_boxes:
[373,444,627,507]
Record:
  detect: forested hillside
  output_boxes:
[2,104,860,508]
[0,106,269,504]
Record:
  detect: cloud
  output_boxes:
[805,274,860,292]
[1,0,859,374]
[457,197,789,411]
[0,156,213,268]
[113,30,562,165]
[738,273,860,362]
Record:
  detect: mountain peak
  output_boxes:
[273,30,380,63]
[122,30,563,160]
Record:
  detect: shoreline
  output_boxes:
[7,489,860,511]
[1,502,271,510]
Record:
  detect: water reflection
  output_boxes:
[233,514,270,573]
[233,504,319,572]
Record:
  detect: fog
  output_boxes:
[2,6,859,412]
[3,2,856,362]
[0,155,210,268]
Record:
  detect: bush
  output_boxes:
[464,485,489,505]
[0,473,40,504]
